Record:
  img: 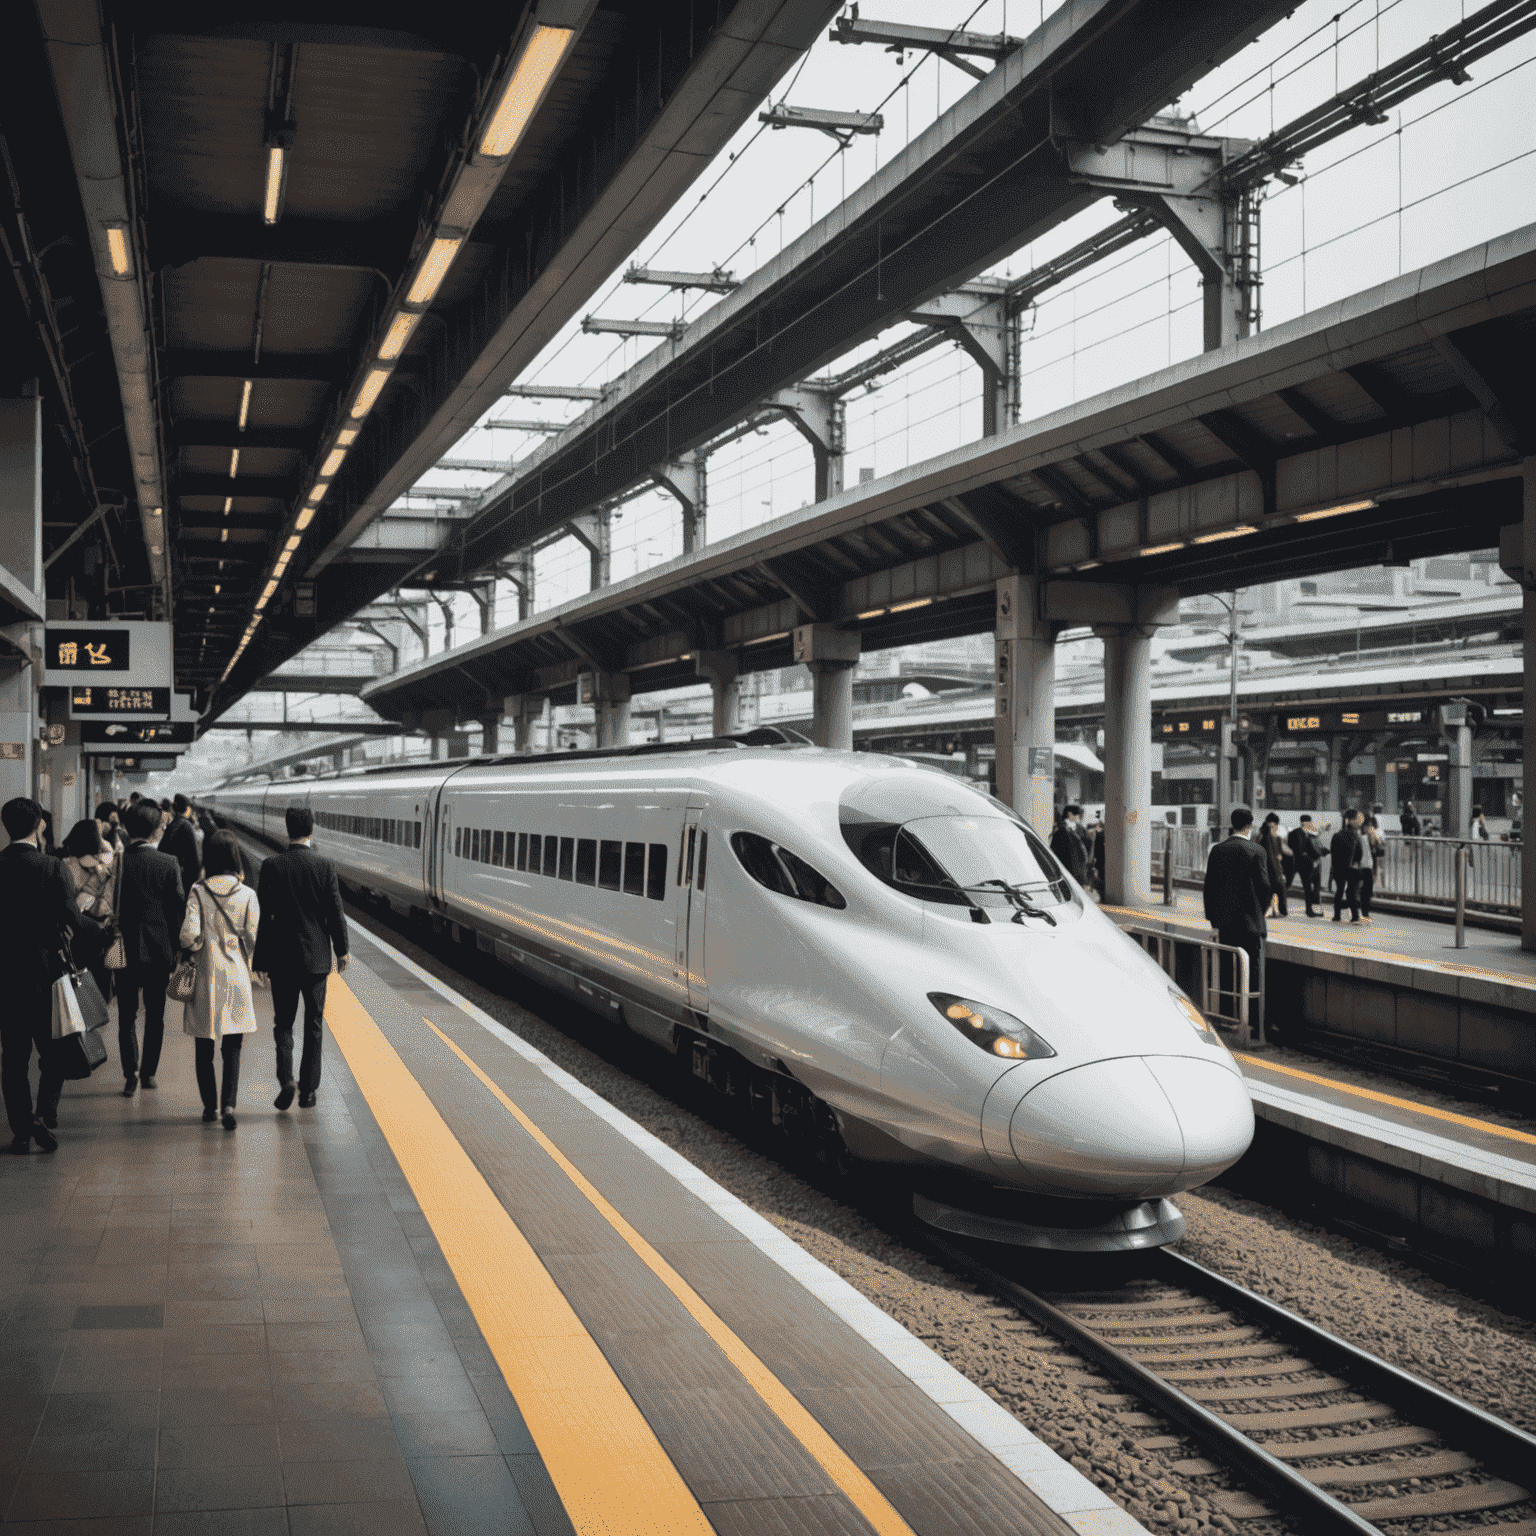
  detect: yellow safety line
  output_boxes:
[1234,1053,1536,1149]
[422,1017,915,1536]
[324,980,715,1536]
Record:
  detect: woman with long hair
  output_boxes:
[178,831,261,1129]
[1361,816,1386,922]
[62,818,117,1000]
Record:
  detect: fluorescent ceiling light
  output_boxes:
[220,528,228,543]
[337,428,359,446]
[321,448,346,477]
[1191,525,1257,544]
[378,311,422,361]
[308,482,329,504]
[1140,541,1185,556]
[104,222,132,277]
[238,379,253,431]
[263,147,285,225]
[856,608,885,620]
[406,237,462,307]
[1294,498,1376,522]
[350,367,392,419]
[889,597,933,613]
[480,25,576,158]
[228,448,240,479]
[213,584,221,594]
[284,535,302,553]
[223,496,233,514]
[261,579,278,600]
[296,506,317,530]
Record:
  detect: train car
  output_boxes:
[204,738,1254,1251]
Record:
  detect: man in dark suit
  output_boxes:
[1330,810,1365,923]
[1203,807,1278,1023]
[116,799,187,1094]
[0,798,106,1152]
[1049,805,1090,885]
[1287,815,1324,917]
[158,793,202,896]
[254,806,349,1110]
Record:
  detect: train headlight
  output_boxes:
[929,993,1056,1061]
[1170,989,1224,1047]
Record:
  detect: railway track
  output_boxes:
[934,1240,1536,1535]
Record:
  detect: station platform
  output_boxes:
[0,915,1142,1536]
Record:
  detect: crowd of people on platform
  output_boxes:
[0,793,349,1155]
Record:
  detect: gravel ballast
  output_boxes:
[350,907,1536,1532]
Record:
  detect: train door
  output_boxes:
[429,793,453,912]
[672,808,709,1013]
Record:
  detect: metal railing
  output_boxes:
[1123,924,1263,1047]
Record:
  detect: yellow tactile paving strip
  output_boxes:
[1236,1053,1536,1151]
[423,1018,915,1536]
[325,977,716,1536]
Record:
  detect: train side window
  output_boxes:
[647,843,668,900]
[558,837,575,880]
[622,842,645,895]
[730,832,846,910]
[455,827,462,858]
[493,831,504,866]
[469,828,478,861]
[541,836,558,878]
[414,821,422,849]
[575,838,596,885]
[682,826,695,885]
[482,831,492,864]
[526,833,541,873]
[516,832,528,872]
[598,840,621,891]
[695,832,707,890]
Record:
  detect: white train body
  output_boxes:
[204,744,1253,1248]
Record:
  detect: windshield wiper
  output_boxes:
[973,878,1058,927]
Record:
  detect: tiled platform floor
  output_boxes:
[0,972,570,1536]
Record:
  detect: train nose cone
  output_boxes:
[1010,1058,1184,1196]
[1009,1056,1254,1196]
[1144,1055,1255,1184]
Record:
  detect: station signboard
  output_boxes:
[111,755,179,772]
[69,685,171,718]
[1157,712,1221,738]
[44,622,171,689]
[81,721,194,747]
[1280,707,1425,732]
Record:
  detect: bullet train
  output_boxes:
[202,734,1254,1251]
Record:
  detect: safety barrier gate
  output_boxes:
[1122,925,1265,1048]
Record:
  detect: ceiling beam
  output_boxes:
[176,472,298,500]
[150,213,413,274]
[168,423,315,452]
[161,350,350,384]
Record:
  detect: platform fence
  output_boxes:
[1122,924,1264,1047]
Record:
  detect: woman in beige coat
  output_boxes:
[178,831,260,1129]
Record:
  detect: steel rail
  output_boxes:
[931,1237,1536,1535]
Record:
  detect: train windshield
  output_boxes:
[844,813,1074,912]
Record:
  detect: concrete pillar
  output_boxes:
[771,387,844,501]
[792,625,859,750]
[478,715,501,755]
[1446,721,1473,836]
[695,650,739,736]
[653,454,706,553]
[1100,626,1154,908]
[567,511,611,591]
[1525,460,1536,948]
[992,574,1056,831]
[1326,737,1345,815]
[0,653,37,823]
[586,672,630,749]
[505,694,541,753]
[0,399,43,822]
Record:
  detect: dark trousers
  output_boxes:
[1,988,62,1139]
[272,971,328,1093]
[117,962,170,1079]
[1216,929,1266,1035]
[1296,861,1322,911]
[1359,869,1375,918]
[194,1036,244,1110]
[1333,870,1362,920]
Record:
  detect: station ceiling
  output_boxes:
[3,0,835,688]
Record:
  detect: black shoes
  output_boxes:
[202,1107,217,1123]
[298,1091,316,1109]
[40,1109,57,1128]
[31,1121,57,1153]
[222,1108,237,1130]
[274,1083,296,1112]
[122,1076,137,1096]
[7,1135,30,1155]
[141,1076,157,1089]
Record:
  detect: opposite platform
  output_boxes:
[0,910,1146,1535]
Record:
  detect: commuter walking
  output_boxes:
[1400,803,1421,837]
[1361,816,1387,919]
[1470,805,1490,841]
[1256,813,1288,918]
[179,832,261,1130]
[254,807,349,1110]
[1330,810,1365,923]
[159,793,202,896]
[0,798,105,1152]
[1050,805,1090,885]
[116,799,187,1094]
[95,802,125,855]
[1287,815,1324,916]
[1202,807,1277,1019]
[62,819,117,1001]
